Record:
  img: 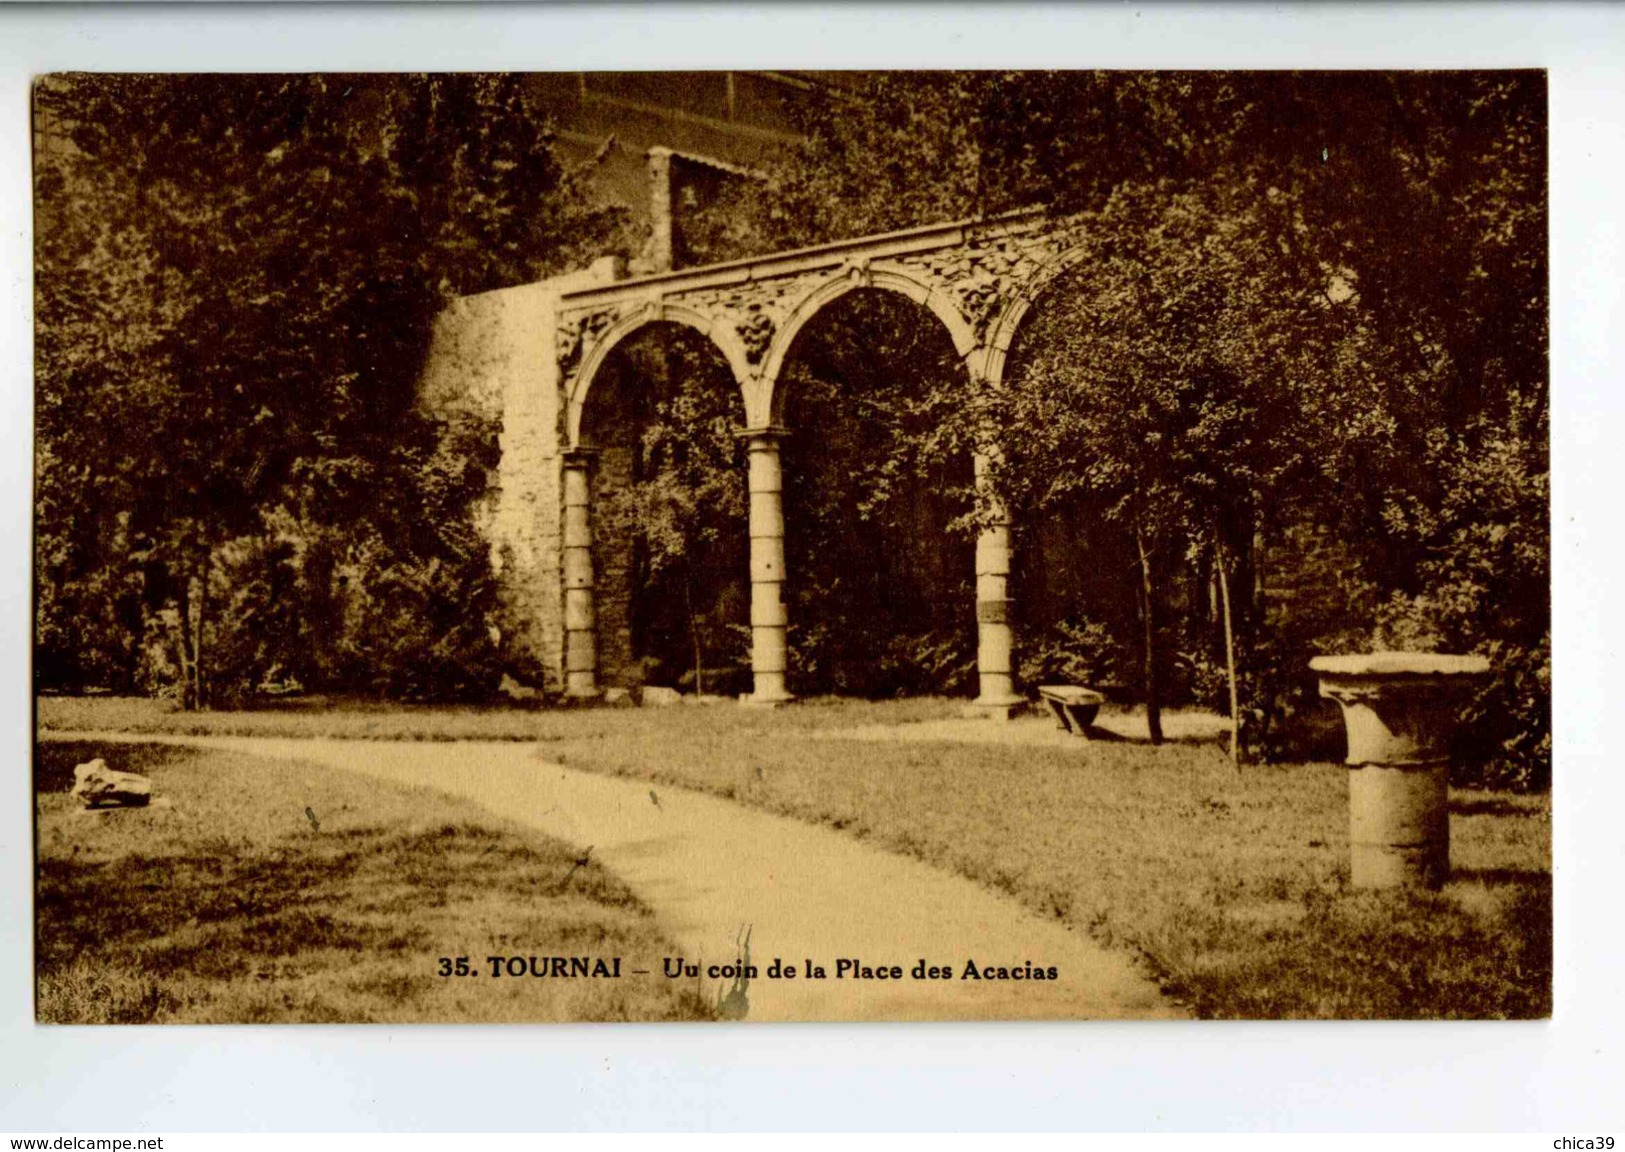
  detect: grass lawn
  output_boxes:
[38,691,962,740]
[39,695,1551,1020]
[34,738,712,1023]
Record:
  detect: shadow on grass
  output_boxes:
[1453,866,1553,889]
[1051,721,1223,748]
[1451,796,1545,818]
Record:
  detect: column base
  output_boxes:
[740,691,796,709]
[962,694,1028,721]
[563,670,602,703]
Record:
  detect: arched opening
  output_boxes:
[576,322,749,696]
[772,289,976,697]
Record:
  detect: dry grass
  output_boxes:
[39,695,1552,1019]
[34,739,713,1024]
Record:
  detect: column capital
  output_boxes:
[734,424,791,446]
[561,445,601,468]
[1311,652,1490,768]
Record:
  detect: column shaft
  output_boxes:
[744,428,792,704]
[561,452,600,698]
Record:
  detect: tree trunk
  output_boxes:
[684,562,704,696]
[1252,526,1267,625]
[1216,529,1241,768]
[174,571,197,711]
[1134,526,1164,746]
[193,549,211,710]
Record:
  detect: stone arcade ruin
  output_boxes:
[421,205,1105,710]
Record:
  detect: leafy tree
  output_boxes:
[35,70,1547,784]
[992,178,1377,750]
[34,73,626,705]
[1373,391,1550,788]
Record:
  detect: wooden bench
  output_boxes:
[1038,685,1105,739]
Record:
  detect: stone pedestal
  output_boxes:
[742,427,793,705]
[1311,652,1491,889]
[561,449,601,699]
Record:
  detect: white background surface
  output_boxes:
[0,3,1620,1133]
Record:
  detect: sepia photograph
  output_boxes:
[30,68,1550,1027]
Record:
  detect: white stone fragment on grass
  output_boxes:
[70,759,152,809]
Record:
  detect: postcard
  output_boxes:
[32,70,1550,1024]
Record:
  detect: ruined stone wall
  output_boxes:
[421,263,622,694]
[420,281,566,690]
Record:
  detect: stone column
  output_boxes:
[1311,652,1491,889]
[972,451,1023,717]
[742,427,793,705]
[561,448,601,699]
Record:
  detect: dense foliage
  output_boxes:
[587,328,750,695]
[690,71,1548,787]
[583,296,977,699]
[35,74,626,704]
[777,293,977,698]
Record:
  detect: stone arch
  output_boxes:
[757,263,981,699]
[976,241,1093,389]
[758,264,979,424]
[566,301,753,448]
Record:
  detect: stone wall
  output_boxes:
[419,262,623,694]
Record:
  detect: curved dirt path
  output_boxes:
[43,731,1183,1022]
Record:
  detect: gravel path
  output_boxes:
[42,731,1184,1022]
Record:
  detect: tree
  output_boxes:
[1373,390,1550,788]
[34,74,628,705]
[989,179,1373,750]
[689,71,1545,781]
